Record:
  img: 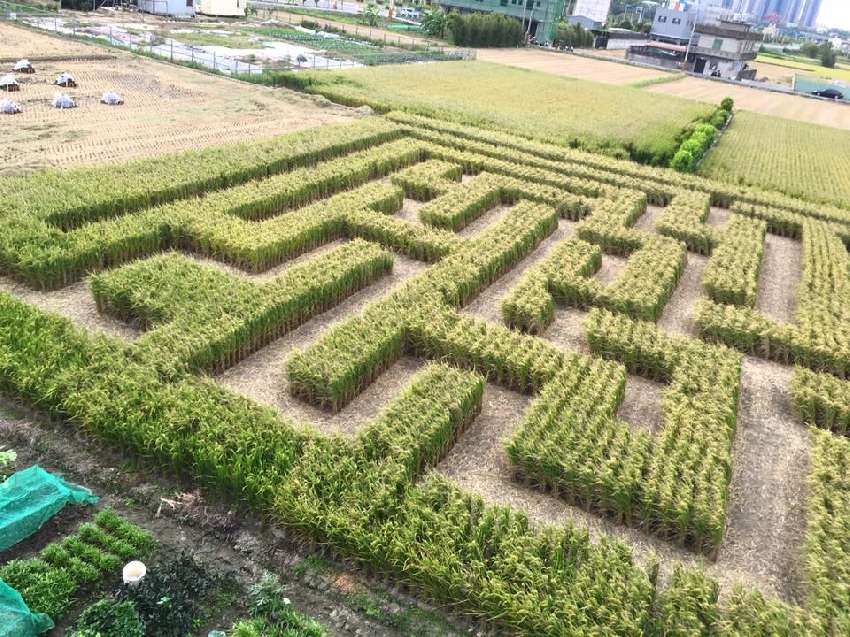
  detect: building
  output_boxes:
[798,0,821,28]
[734,0,820,27]
[571,0,612,24]
[435,0,566,43]
[565,14,602,30]
[651,6,694,45]
[137,0,195,16]
[629,16,762,79]
[196,0,245,16]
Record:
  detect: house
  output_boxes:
[651,7,693,46]
[196,0,246,17]
[688,18,761,79]
[629,15,761,80]
[571,0,611,25]
[137,0,195,18]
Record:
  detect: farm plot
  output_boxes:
[0,22,355,174]
[699,111,850,210]
[284,61,715,163]
[1,112,850,635]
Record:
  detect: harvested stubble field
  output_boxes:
[1,107,850,635]
[646,74,850,130]
[475,47,673,85]
[0,22,355,174]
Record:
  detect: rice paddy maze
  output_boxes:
[1,111,849,635]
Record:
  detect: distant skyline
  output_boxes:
[819,0,850,30]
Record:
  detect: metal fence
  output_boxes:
[2,9,473,75]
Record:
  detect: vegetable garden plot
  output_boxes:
[1,116,850,634]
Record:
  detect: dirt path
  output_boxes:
[657,253,708,337]
[594,254,627,285]
[217,256,426,438]
[634,205,664,233]
[0,277,140,342]
[756,234,801,324]
[719,358,810,603]
[462,218,577,325]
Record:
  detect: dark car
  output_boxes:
[812,88,844,100]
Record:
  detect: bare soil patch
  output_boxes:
[634,204,664,233]
[756,234,801,324]
[455,203,512,239]
[462,218,577,325]
[594,253,627,286]
[545,307,592,355]
[398,198,424,226]
[618,375,664,434]
[707,206,731,227]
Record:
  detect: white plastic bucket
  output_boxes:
[122,560,147,585]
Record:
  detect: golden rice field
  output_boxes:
[700,111,850,209]
[286,61,715,163]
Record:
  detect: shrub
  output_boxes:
[69,599,145,637]
[720,97,734,111]
[710,108,730,128]
[671,149,694,172]
[116,553,216,637]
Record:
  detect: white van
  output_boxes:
[397,7,421,20]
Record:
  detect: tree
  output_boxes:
[421,7,448,38]
[820,44,837,69]
[362,3,381,27]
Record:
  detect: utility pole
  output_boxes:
[683,19,696,71]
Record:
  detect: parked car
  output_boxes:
[812,88,844,100]
[397,7,421,20]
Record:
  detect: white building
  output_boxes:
[196,0,246,17]
[138,0,196,17]
[572,0,612,24]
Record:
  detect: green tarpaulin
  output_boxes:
[0,465,98,552]
[0,579,53,637]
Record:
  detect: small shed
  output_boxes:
[12,59,34,74]
[138,0,196,17]
[0,74,19,92]
[196,0,245,17]
[0,98,21,114]
[54,72,76,88]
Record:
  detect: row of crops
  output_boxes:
[0,114,849,633]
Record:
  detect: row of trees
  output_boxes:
[800,40,838,69]
[422,9,525,47]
